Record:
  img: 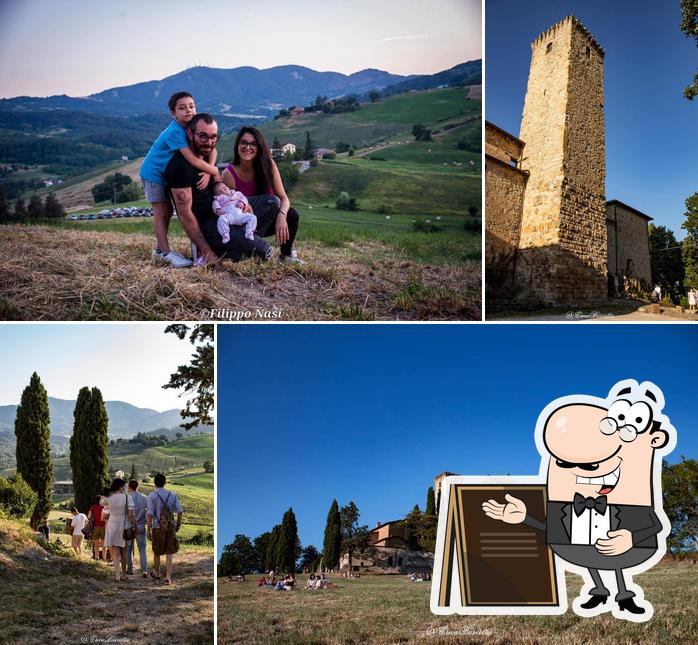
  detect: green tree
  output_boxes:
[322,499,342,571]
[277,161,299,191]
[27,193,45,219]
[298,544,321,572]
[44,193,65,219]
[682,193,698,289]
[468,206,479,218]
[0,473,38,519]
[91,172,133,203]
[336,191,358,211]
[680,0,698,99]
[411,124,432,142]
[302,131,316,160]
[0,184,9,222]
[70,387,110,513]
[266,524,281,572]
[218,534,258,576]
[129,461,137,481]
[663,458,698,556]
[14,372,53,528]
[404,504,422,550]
[254,531,272,571]
[648,224,684,293]
[163,325,214,430]
[116,181,144,203]
[13,196,28,221]
[425,487,436,517]
[272,136,281,150]
[203,460,214,473]
[340,502,369,573]
[368,90,381,103]
[276,507,299,573]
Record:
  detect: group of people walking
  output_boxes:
[66,473,183,585]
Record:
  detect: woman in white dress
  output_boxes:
[103,478,136,582]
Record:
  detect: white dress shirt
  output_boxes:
[571,505,611,545]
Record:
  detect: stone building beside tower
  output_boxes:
[486,16,652,306]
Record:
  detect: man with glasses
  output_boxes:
[164,113,273,264]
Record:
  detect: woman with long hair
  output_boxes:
[103,477,136,582]
[221,126,302,262]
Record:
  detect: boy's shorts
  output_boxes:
[142,179,168,203]
[151,527,179,556]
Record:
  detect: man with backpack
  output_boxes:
[146,473,183,585]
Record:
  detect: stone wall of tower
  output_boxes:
[515,17,608,305]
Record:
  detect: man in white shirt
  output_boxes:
[70,507,88,557]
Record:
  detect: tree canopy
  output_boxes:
[322,499,342,571]
[680,0,698,100]
[163,325,214,429]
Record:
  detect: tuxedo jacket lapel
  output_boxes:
[611,505,621,531]
[561,504,572,541]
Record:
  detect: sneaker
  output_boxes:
[279,249,306,265]
[153,248,193,268]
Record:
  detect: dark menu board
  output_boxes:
[436,484,559,608]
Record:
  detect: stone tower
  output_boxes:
[515,16,608,304]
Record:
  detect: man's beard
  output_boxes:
[192,140,212,158]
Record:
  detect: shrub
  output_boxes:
[277,162,300,190]
[322,152,337,160]
[0,473,38,518]
[463,217,481,232]
[336,191,358,211]
[412,218,442,233]
[377,204,391,214]
[680,296,689,308]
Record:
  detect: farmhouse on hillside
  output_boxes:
[338,520,434,575]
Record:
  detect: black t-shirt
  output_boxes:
[164,151,214,224]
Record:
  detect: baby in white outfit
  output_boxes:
[211,182,256,242]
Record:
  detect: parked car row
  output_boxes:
[67,207,153,221]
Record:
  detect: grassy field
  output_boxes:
[217,87,479,157]
[1,87,481,320]
[0,516,213,643]
[218,563,698,644]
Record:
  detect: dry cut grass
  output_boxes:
[0,516,213,644]
[0,225,481,320]
[217,563,698,645]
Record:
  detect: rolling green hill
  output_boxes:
[52,434,213,481]
[217,87,479,159]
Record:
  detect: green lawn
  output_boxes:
[218,564,698,645]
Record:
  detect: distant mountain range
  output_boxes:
[0,397,210,452]
[0,61,481,119]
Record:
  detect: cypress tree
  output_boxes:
[276,507,299,573]
[426,486,436,516]
[14,372,53,529]
[44,193,65,219]
[70,387,109,513]
[27,193,45,219]
[266,524,281,572]
[14,196,27,221]
[0,184,9,222]
[322,499,341,571]
[302,131,315,160]
[130,461,136,481]
[404,504,422,550]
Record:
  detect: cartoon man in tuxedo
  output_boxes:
[482,380,675,622]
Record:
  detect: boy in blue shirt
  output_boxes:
[140,92,219,267]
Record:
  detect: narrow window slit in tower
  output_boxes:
[546,43,553,53]
[586,46,591,58]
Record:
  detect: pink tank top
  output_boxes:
[225,165,274,198]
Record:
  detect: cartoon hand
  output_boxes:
[482,494,527,524]
[595,529,633,555]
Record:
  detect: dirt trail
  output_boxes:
[1,521,214,645]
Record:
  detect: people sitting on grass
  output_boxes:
[305,573,316,589]
[258,576,267,586]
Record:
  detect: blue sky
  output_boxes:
[0,324,196,411]
[0,0,480,98]
[486,0,697,239]
[216,324,697,556]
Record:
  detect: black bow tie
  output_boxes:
[573,493,607,517]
